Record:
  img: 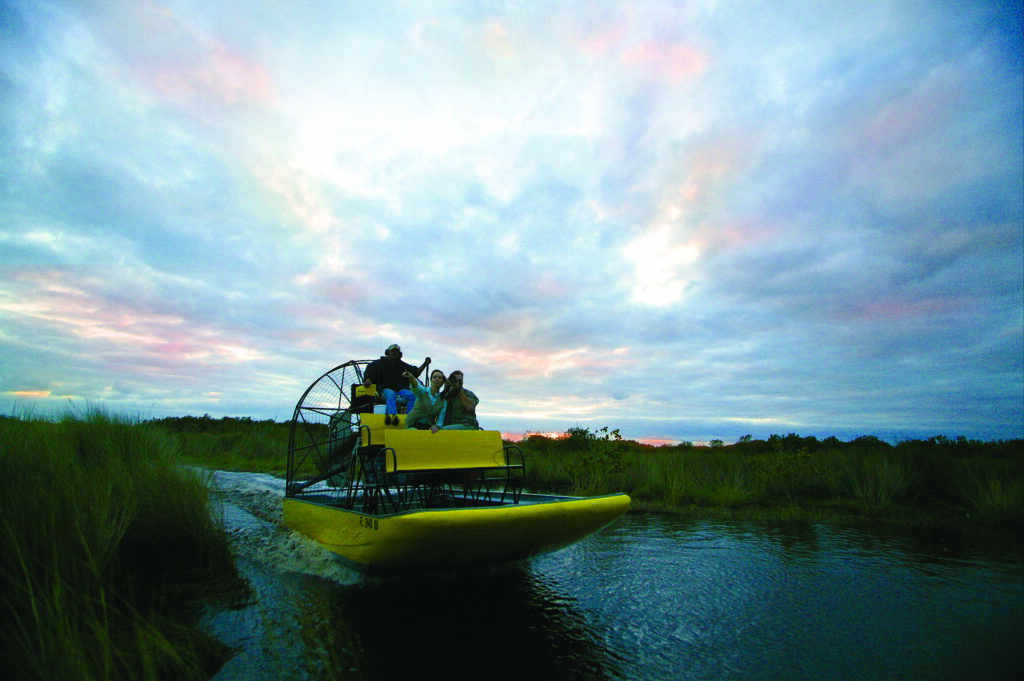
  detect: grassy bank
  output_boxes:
[151,415,291,474]
[520,428,1024,527]
[150,416,1024,528]
[0,412,247,681]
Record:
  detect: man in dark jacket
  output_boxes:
[363,344,431,424]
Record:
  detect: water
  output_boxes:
[203,471,1024,681]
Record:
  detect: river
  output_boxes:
[202,471,1023,681]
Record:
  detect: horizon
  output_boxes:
[4,407,1019,449]
[2,1,1022,444]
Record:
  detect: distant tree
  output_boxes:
[851,435,890,450]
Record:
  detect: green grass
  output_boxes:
[150,415,291,474]
[945,459,1024,524]
[518,428,1024,526]
[826,449,916,513]
[0,411,247,681]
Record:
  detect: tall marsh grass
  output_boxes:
[945,460,1024,525]
[519,428,1024,524]
[153,415,290,473]
[827,449,916,513]
[0,412,246,681]
[644,451,761,507]
[525,429,763,508]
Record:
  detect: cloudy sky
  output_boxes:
[2,0,1021,444]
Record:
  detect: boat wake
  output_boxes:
[207,470,360,586]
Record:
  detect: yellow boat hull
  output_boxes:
[283,493,631,570]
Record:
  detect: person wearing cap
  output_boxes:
[363,344,431,425]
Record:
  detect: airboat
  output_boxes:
[285,360,631,571]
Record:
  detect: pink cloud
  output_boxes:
[699,221,775,254]
[573,22,627,56]
[621,41,706,84]
[838,66,963,178]
[858,84,956,153]
[151,41,274,108]
[464,344,635,379]
[842,296,972,321]
[102,1,276,111]
[635,437,678,446]
[5,390,53,398]
[1,267,263,375]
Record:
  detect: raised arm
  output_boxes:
[405,371,427,396]
[455,389,478,413]
[414,356,432,377]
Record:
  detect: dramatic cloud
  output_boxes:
[2,0,1021,443]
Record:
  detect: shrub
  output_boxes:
[563,427,626,496]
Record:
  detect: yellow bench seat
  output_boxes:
[359,415,509,473]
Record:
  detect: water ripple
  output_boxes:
[206,472,1024,681]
